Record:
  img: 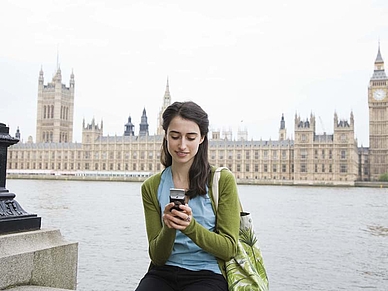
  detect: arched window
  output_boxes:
[47,106,50,119]
[51,105,54,118]
[44,105,46,118]
[66,107,69,120]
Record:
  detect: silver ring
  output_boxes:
[185,215,191,222]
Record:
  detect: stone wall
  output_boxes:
[0,229,78,290]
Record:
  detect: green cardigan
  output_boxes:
[140,166,240,277]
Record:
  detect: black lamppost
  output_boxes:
[0,123,41,234]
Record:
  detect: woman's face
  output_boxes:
[166,116,204,166]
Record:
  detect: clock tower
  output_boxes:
[368,44,388,180]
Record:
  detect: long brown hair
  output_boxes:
[160,101,211,198]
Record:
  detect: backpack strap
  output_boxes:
[211,167,230,211]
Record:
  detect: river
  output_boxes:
[6,179,388,291]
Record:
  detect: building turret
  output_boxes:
[211,129,221,140]
[237,126,248,141]
[15,127,21,140]
[294,112,315,142]
[279,113,287,141]
[350,110,354,127]
[139,108,149,136]
[70,69,75,88]
[39,67,44,85]
[82,118,103,144]
[124,115,135,136]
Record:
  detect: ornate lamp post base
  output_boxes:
[0,123,41,234]
[0,190,41,234]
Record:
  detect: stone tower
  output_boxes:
[82,118,103,145]
[333,111,359,181]
[368,44,388,180]
[293,113,316,180]
[157,78,172,135]
[36,66,75,143]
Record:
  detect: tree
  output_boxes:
[378,173,388,181]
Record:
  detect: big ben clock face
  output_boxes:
[373,89,386,101]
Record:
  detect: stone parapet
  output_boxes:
[6,286,72,291]
[0,229,78,290]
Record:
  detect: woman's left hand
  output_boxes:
[163,203,193,230]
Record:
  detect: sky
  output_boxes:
[1,0,388,147]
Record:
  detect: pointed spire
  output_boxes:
[39,66,44,84]
[350,110,354,126]
[280,113,285,130]
[372,42,387,80]
[375,41,384,64]
[139,107,149,136]
[279,114,286,141]
[57,44,60,70]
[163,77,171,107]
[70,68,75,88]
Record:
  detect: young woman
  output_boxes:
[135,101,240,291]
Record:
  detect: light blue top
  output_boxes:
[157,166,220,274]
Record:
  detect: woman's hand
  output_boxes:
[163,203,192,230]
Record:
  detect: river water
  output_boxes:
[6,179,388,291]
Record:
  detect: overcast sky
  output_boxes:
[1,0,388,146]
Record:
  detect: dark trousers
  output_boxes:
[135,265,228,291]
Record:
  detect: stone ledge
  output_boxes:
[0,229,71,257]
[6,286,72,291]
[0,229,78,290]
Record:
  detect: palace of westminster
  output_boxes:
[6,46,388,185]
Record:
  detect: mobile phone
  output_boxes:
[169,188,186,211]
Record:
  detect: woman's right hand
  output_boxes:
[163,203,192,230]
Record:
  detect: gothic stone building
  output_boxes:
[36,67,75,143]
[7,46,388,184]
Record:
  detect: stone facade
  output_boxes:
[293,112,358,185]
[36,67,75,143]
[6,47,388,184]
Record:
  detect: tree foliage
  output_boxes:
[378,173,388,181]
